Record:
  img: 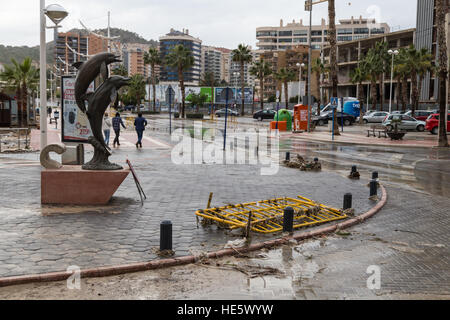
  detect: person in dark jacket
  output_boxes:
[134,113,148,148]
[112,112,126,148]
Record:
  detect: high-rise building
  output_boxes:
[416,0,450,103]
[159,29,202,86]
[55,32,89,74]
[201,46,222,83]
[229,48,258,88]
[121,43,152,78]
[256,16,390,51]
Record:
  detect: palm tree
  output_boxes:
[127,74,146,112]
[436,0,449,147]
[165,44,194,119]
[364,49,382,111]
[400,45,424,118]
[249,59,272,111]
[112,65,128,77]
[328,0,340,135]
[0,57,39,127]
[350,63,368,125]
[144,47,162,112]
[311,57,328,115]
[232,44,253,116]
[416,47,434,112]
[373,42,391,111]
[275,68,296,109]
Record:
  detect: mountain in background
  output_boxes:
[0,28,158,65]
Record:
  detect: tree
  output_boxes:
[275,68,296,109]
[350,63,368,125]
[312,57,328,115]
[249,59,272,111]
[232,44,253,116]
[416,47,434,112]
[436,0,449,147]
[144,47,162,112]
[127,74,146,112]
[165,44,194,118]
[186,92,208,113]
[0,57,39,127]
[112,65,128,77]
[328,0,340,135]
[373,41,391,111]
[364,48,382,111]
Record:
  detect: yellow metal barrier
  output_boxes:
[196,196,347,234]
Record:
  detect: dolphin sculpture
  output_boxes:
[73,52,121,114]
[82,75,131,171]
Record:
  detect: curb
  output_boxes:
[0,186,387,288]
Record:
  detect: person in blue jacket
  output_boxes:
[112,112,126,148]
[134,112,148,148]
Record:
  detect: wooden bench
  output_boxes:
[367,125,387,138]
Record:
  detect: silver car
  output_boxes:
[363,111,390,124]
[382,114,426,132]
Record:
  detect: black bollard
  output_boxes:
[314,157,319,162]
[286,152,291,161]
[351,165,358,174]
[370,180,378,197]
[372,171,379,180]
[343,193,353,210]
[160,221,173,251]
[283,207,294,233]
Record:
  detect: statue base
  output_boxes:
[41,165,130,205]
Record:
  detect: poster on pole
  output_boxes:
[61,76,94,143]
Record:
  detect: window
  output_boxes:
[294,38,308,43]
[279,31,293,37]
[338,36,352,41]
[402,115,415,121]
[311,30,322,36]
[311,37,322,42]
[338,28,353,35]
[279,38,292,43]
[371,28,385,34]
[293,30,307,36]
[354,28,369,34]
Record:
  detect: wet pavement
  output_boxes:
[0,117,449,299]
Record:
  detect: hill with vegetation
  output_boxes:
[0,28,157,66]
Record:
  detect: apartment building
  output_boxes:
[257,45,319,101]
[121,43,152,78]
[55,32,89,74]
[416,0,450,103]
[256,16,390,51]
[229,49,258,88]
[201,46,222,83]
[159,29,202,86]
[322,29,415,102]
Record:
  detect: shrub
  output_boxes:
[173,112,180,118]
[186,113,204,120]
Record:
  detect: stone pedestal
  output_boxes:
[41,165,130,205]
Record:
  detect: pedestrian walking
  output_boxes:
[47,106,52,118]
[112,112,126,148]
[102,113,112,147]
[134,112,148,148]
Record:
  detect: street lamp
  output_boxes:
[233,71,240,108]
[40,1,68,150]
[388,49,399,114]
[296,63,306,104]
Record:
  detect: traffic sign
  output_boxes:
[330,97,339,107]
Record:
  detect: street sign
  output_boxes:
[330,97,339,108]
[165,85,175,104]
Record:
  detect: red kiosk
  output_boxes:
[293,104,309,132]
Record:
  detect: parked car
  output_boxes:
[382,114,426,132]
[313,111,356,126]
[124,105,136,111]
[404,110,433,121]
[215,108,239,117]
[425,113,450,135]
[363,111,390,124]
[253,109,276,121]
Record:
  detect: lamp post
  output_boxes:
[296,63,305,104]
[40,1,68,150]
[388,49,399,114]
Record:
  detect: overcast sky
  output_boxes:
[1,0,417,48]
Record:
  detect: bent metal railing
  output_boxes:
[196,196,347,234]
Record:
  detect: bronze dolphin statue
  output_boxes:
[86,75,131,156]
[73,52,121,115]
